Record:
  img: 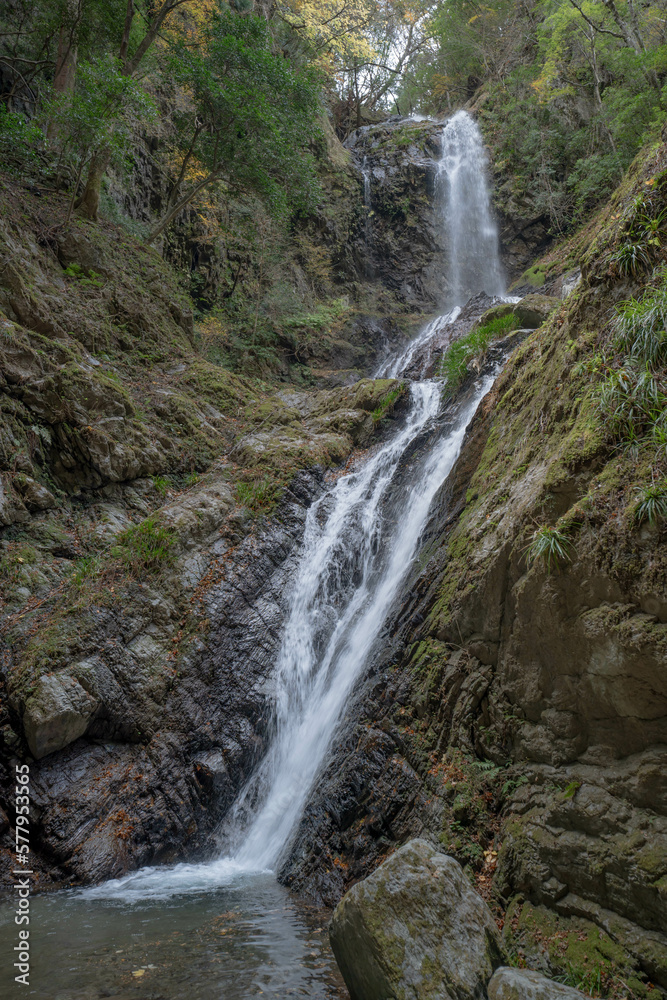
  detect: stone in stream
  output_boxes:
[488,968,588,1000]
[329,838,504,1000]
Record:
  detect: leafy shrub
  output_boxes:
[112,515,176,572]
[0,106,44,175]
[526,525,572,573]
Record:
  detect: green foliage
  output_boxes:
[615,279,667,366]
[502,774,529,797]
[632,480,667,526]
[152,475,171,497]
[403,0,666,232]
[555,961,606,997]
[71,555,100,588]
[63,262,105,287]
[594,261,667,464]
[112,515,177,572]
[52,55,155,154]
[598,366,666,443]
[438,312,518,396]
[281,298,349,338]
[527,525,572,573]
[235,475,279,513]
[0,106,44,174]
[609,240,653,277]
[160,5,322,230]
[372,383,404,422]
[611,195,667,276]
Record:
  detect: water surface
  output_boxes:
[0,874,347,999]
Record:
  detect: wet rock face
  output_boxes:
[329,838,504,1000]
[2,469,324,885]
[344,116,550,307]
[345,118,445,309]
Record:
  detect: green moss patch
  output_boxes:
[504,900,652,999]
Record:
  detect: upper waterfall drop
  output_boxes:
[438,110,504,305]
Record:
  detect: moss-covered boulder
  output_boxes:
[329,838,504,1000]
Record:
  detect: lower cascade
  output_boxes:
[85,110,507,903]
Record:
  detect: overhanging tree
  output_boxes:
[147,5,322,243]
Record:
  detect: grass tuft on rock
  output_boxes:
[112,515,177,572]
[439,313,518,397]
[633,479,667,526]
[526,525,572,573]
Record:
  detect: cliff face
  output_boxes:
[0,176,407,884]
[280,135,667,997]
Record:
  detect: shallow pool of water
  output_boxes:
[0,872,348,999]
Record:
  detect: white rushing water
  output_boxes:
[361,155,374,277]
[84,110,505,903]
[439,109,504,304]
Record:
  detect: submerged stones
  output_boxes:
[329,838,504,1000]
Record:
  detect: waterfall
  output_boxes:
[362,155,374,277]
[83,110,506,903]
[86,373,496,903]
[226,380,487,870]
[438,110,504,305]
[375,110,503,379]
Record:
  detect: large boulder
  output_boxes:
[488,968,587,1000]
[23,672,100,759]
[329,838,504,1000]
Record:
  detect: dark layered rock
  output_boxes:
[1,467,324,885]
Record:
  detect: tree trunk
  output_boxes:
[74,1,191,223]
[146,169,220,243]
[76,148,112,221]
[46,4,80,142]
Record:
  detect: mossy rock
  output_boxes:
[330,839,505,1000]
[513,264,548,289]
[513,294,558,329]
[503,899,656,999]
